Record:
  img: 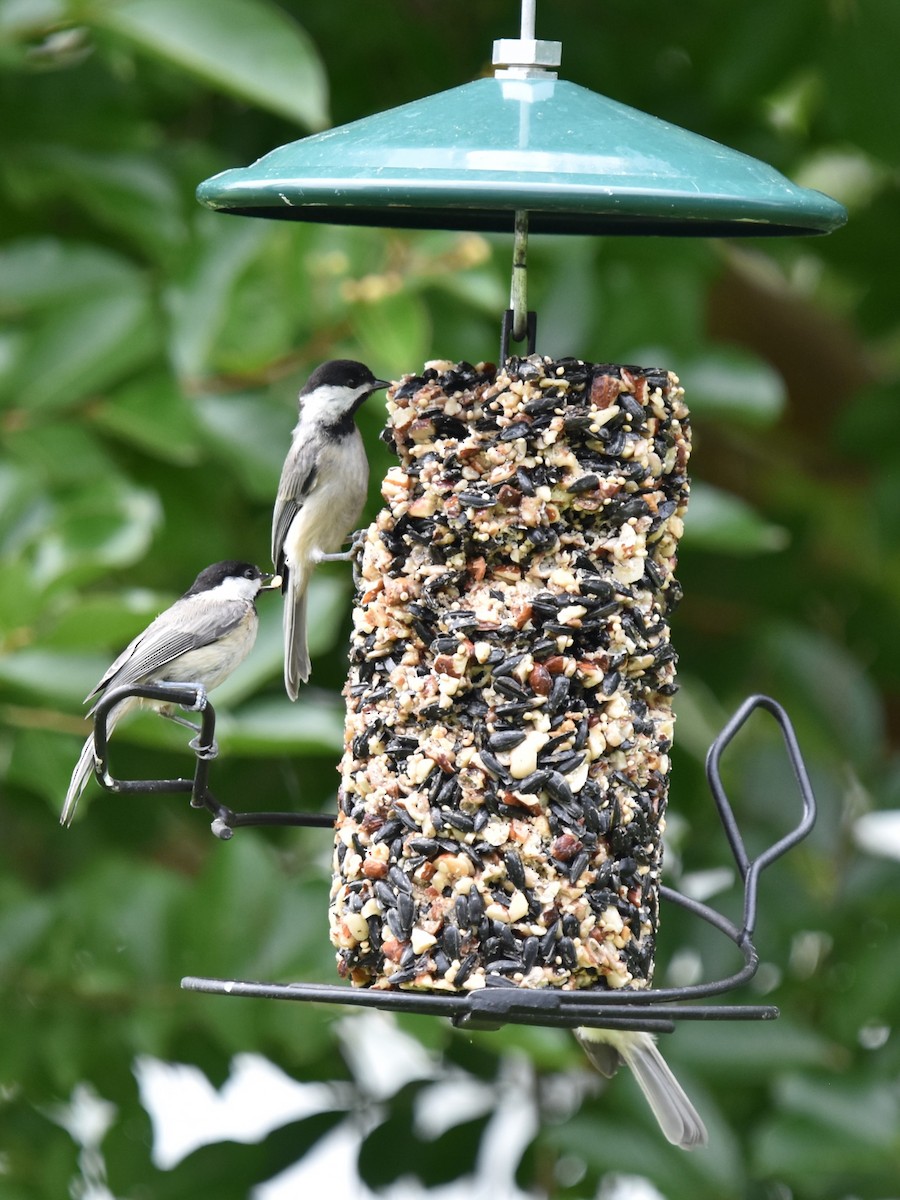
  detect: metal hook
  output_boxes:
[500,308,538,363]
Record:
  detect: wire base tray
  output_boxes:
[90,687,817,1033]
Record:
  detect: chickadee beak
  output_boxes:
[260,573,282,591]
[372,379,390,392]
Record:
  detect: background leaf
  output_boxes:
[92,0,330,129]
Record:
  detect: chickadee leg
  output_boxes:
[312,530,367,584]
[158,706,202,735]
[311,546,354,564]
[157,704,218,758]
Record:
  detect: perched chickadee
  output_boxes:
[61,560,278,826]
[272,359,389,700]
[576,1026,708,1149]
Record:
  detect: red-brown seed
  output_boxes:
[551,833,582,862]
[590,373,621,408]
[382,938,406,962]
[362,858,389,880]
[529,664,552,695]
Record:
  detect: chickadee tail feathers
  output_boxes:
[576,1028,708,1151]
[283,572,311,701]
[61,705,128,827]
[61,732,100,827]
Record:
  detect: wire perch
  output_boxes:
[89,686,817,1031]
[89,682,333,838]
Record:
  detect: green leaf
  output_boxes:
[192,391,290,499]
[0,0,66,40]
[0,559,43,633]
[349,290,432,379]
[91,374,204,465]
[0,460,41,553]
[760,623,886,766]
[29,477,163,588]
[164,218,273,380]
[0,238,139,313]
[684,481,789,555]
[93,0,329,129]
[0,648,103,704]
[753,1112,890,1180]
[1,287,160,413]
[680,348,787,427]
[16,147,185,257]
[7,727,82,806]
[775,1073,900,1148]
[7,421,118,485]
[39,587,164,651]
[216,695,344,756]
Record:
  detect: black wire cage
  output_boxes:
[90,683,816,1036]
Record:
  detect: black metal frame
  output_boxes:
[90,686,816,1033]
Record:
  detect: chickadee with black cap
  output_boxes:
[61,560,279,826]
[575,1026,708,1149]
[272,359,389,700]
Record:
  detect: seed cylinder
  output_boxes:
[330,356,690,995]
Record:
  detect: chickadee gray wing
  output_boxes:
[271,439,320,577]
[85,595,248,711]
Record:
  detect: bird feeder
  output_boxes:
[95,2,842,1038]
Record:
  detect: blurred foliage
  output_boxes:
[1,0,900,1197]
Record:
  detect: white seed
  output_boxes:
[507,890,529,922]
[482,819,510,847]
[411,928,437,954]
[508,730,549,779]
[343,912,369,944]
[587,724,607,759]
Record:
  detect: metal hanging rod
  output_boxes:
[499,207,537,362]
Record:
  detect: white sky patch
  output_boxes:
[252,1117,374,1200]
[134,1053,352,1170]
[414,1075,496,1140]
[138,1019,541,1200]
[42,1082,117,1149]
[335,1009,437,1101]
[853,810,900,862]
[41,1083,120,1200]
[677,867,735,902]
[254,1090,539,1200]
[597,1175,669,1200]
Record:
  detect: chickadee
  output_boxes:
[61,560,278,826]
[272,359,388,700]
[576,1026,708,1149]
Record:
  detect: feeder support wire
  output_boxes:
[510,209,529,342]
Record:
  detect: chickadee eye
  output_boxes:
[244,568,255,579]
